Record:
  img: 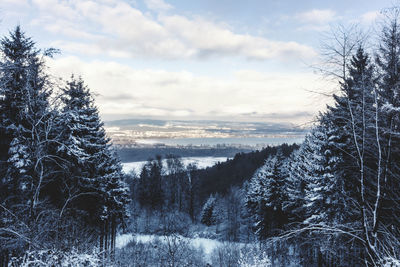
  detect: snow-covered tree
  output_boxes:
[375,7,400,238]
[57,76,129,255]
[301,124,345,225]
[0,27,60,260]
[282,149,307,223]
[136,156,164,209]
[200,194,217,226]
[246,152,287,239]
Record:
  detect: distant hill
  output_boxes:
[105,118,306,145]
[195,143,299,203]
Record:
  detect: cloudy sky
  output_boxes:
[0,0,393,125]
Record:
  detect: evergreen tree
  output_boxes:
[375,7,400,234]
[137,162,150,207]
[136,156,163,209]
[148,156,164,209]
[282,149,307,224]
[0,26,58,261]
[200,194,217,226]
[302,124,344,225]
[165,154,185,210]
[185,163,198,221]
[57,76,129,253]
[246,153,287,239]
[328,46,376,216]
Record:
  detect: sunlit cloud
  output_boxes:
[24,0,317,61]
[295,9,338,31]
[359,10,381,24]
[144,0,173,11]
[47,56,333,124]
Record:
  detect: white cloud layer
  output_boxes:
[360,11,381,24]
[27,0,316,61]
[295,9,337,31]
[144,0,173,11]
[296,9,337,24]
[47,56,333,124]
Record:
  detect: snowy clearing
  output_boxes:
[116,233,242,256]
[122,156,228,174]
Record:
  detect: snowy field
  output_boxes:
[122,156,228,174]
[116,233,242,257]
[115,233,274,266]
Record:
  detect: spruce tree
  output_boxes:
[58,76,129,253]
[302,124,342,225]
[246,153,287,239]
[136,157,163,209]
[282,149,307,224]
[200,194,217,226]
[0,26,57,260]
[375,8,400,233]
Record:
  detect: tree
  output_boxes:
[375,6,400,242]
[57,76,129,255]
[186,163,198,222]
[224,186,243,241]
[137,156,164,210]
[200,194,217,226]
[301,123,346,226]
[0,26,59,262]
[165,155,185,210]
[246,152,287,239]
[0,27,130,265]
[282,149,307,224]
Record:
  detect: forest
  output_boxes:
[2,4,400,267]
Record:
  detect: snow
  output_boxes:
[115,233,135,249]
[122,156,228,174]
[115,233,275,265]
[116,233,241,256]
[382,257,400,267]
[189,237,222,255]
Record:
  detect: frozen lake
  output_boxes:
[122,156,228,174]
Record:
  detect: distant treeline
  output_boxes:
[195,143,299,203]
[126,142,298,233]
[115,146,254,162]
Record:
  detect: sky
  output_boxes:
[0,0,395,126]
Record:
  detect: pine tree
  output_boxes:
[136,157,164,210]
[57,76,129,254]
[375,8,400,235]
[186,163,198,222]
[282,149,307,224]
[165,155,185,211]
[137,162,150,207]
[302,124,342,225]
[0,26,58,262]
[200,194,217,226]
[328,46,376,212]
[246,153,287,239]
[246,157,269,238]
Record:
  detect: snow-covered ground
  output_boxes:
[115,233,274,266]
[122,156,228,174]
[116,233,236,256]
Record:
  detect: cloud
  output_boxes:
[295,9,337,31]
[296,9,336,24]
[144,0,173,11]
[159,15,317,60]
[47,56,333,124]
[25,0,316,61]
[32,0,79,19]
[1,0,29,6]
[360,11,381,25]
